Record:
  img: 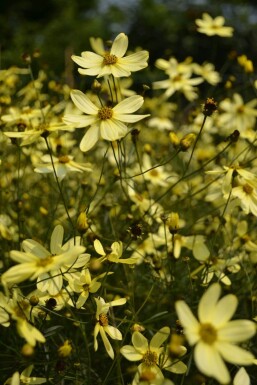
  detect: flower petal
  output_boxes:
[80,125,100,152]
[194,342,230,384]
[111,33,128,57]
[150,327,170,349]
[132,331,148,354]
[99,327,114,359]
[120,345,143,361]
[113,95,144,114]
[198,283,221,323]
[216,342,256,365]
[100,119,127,141]
[218,320,256,342]
[175,300,200,345]
[211,294,238,327]
[70,90,99,115]
[50,225,64,255]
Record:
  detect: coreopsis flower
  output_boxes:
[3,105,71,146]
[1,225,86,295]
[34,154,92,181]
[218,93,257,137]
[0,291,45,347]
[175,283,256,384]
[94,239,139,264]
[195,13,234,37]
[67,269,110,308]
[193,62,221,85]
[120,327,187,385]
[72,32,149,78]
[63,90,149,152]
[94,296,126,359]
[4,365,47,385]
[58,340,73,357]
[232,180,257,216]
[153,72,203,101]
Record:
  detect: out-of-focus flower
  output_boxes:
[0,290,45,347]
[218,93,257,138]
[175,283,256,383]
[193,62,221,85]
[72,33,149,78]
[63,90,149,152]
[1,225,86,295]
[195,13,234,37]
[34,154,92,181]
[94,239,139,264]
[4,365,47,385]
[94,296,126,359]
[58,340,73,357]
[237,55,254,73]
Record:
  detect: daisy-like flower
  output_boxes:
[72,32,149,78]
[0,290,45,347]
[94,239,139,264]
[67,269,111,308]
[120,327,187,385]
[232,180,257,216]
[218,94,257,138]
[34,154,92,181]
[195,13,234,37]
[175,283,256,384]
[4,365,47,385]
[1,225,86,295]
[63,90,149,152]
[94,296,126,359]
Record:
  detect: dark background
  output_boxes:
[1,0,257,79]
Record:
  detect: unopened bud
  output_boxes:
[29,295,39,306]
[180,133,196,151]
[21,343,34,357]
[202,97,218,117]
[76,212,89,234]
[169,131,180,147]
[167,212,180,234]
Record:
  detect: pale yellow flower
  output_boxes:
[63,90,149,152]
[1,225,86,295]
[94,296,126,359]
[72,32,149,78]
[195,13,234,37]
[175,283,256,383]
[94,239,139,264]
[4,365,47,385]
[34,154,92,181]
[120,327,187,385]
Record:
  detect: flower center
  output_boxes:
[98,106,113,120]
[199,323,217,344]
[103,52,118,65]
[58,155,70,164]
[142,350,158,367]
[99,313,109,326]
[36,255,53,267]
[243,183,253,195]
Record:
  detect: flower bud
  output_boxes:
[167,212,180,234]
[180,133,196,151]
[76,211,89,234]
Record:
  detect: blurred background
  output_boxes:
[1,0,257,80]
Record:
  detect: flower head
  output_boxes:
[175,283,256,383]
[120,327,187,385]
[63,90,149,151]
[195,13,234,37]
[72,33,149,78]
[94,296,126,359]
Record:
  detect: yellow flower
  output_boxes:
[120,327,187,385]
[94,296,126,359]
[1,225,86,295]
[195,13,234,37]
[4,365,47,385]
[72,32,149,78]
[63,90,149,151]
[58,340,73,357]
[175,283,256,383]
